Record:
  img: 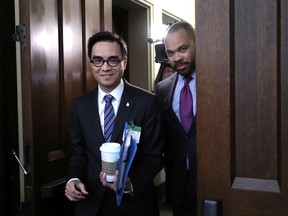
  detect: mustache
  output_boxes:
[173,61,188,69]
[172,60,196,72]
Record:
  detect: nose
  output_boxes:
[172,51,183,62]
[101,61,111,70]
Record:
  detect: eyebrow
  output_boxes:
[91,55,119,59]
[166,45,189,53]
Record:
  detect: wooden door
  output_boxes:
[16,0,111,215]
[1,0,20,215]
[196,0,288,215]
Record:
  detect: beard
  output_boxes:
[173,59,195,76]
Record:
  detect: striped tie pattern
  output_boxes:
[104,94,115,142]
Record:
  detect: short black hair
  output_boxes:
[166,21,195,42]
[87,31,128,59]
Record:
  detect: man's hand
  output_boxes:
[65,179,88,201]
[99,171,118,191]
[99,171,133,195]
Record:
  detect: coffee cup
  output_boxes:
[99,142,121,182]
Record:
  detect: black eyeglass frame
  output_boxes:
[90,57,124,67]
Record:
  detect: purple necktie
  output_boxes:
[104,94,115,142]
[180,77,193,133]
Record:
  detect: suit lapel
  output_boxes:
[166,74,184,128]
[112,80,135,143]
[187,115,196,134]
[87,88,105,143]
[166,73,178,107]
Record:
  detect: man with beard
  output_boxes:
[155,21,197,216]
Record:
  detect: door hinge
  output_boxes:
[12,24,26,51]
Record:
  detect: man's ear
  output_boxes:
[123,57,128,69]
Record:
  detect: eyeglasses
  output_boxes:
[90,57,123,67]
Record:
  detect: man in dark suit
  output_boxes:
[155,22,197,216]
[65,31,164,216]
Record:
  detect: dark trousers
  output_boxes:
[172,194,197,216]
[172,171,197,216]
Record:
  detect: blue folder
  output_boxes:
[116,122,137,206]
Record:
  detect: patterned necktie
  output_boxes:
[104,94,115,142]
[180,77,193,133]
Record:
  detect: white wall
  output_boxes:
[153,0,195,26]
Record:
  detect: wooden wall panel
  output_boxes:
[18,0,108,215]
[62,0,84,158]
[84,0,101,91]
[281,0,288,195]
[30,0,62,180]
[196,0,288,215]
[234,0,278,181]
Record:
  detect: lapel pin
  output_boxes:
[126,102,130,107]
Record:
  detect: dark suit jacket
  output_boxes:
[67,80,164,216]
[155,73,196,206]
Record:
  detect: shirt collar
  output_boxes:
[179,70,196,80]
[98,79,124,103]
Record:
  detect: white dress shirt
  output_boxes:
[98,79,124,134]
